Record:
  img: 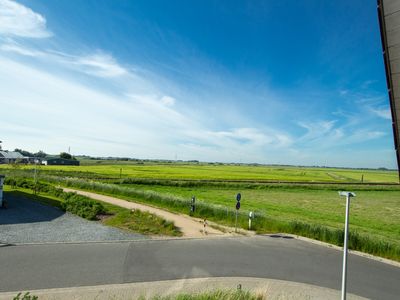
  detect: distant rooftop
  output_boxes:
[0,151,24,159]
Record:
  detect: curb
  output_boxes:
[0,277,368,300]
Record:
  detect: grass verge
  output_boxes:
[3,181,181,237]
[139,290,264,300]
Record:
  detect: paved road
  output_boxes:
[0,236,399,299]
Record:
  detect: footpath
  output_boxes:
[63,188,240,238]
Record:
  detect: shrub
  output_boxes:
[61,194,105,220]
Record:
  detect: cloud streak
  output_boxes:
[73,53,127,78]
[0,0,52,38]
[370,107,392,120]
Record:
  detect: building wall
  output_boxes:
[43,159,80,166]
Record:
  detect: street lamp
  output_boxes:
[338,191,356,300]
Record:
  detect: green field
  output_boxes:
[1,162,398,183]
[120,183,400,246]
[1,162,399,259]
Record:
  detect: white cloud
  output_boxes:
[0,42,44,56]
[298,120,336,141]
[0,42,129,79]
[73,53,127,78]
[160,95,176,106]
[0,56,300,163]
[0,58,181,155]
[0,0,52,38]
[370,107,392,120]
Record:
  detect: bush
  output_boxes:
[61,194,105,220]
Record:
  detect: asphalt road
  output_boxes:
[0,236,399,300]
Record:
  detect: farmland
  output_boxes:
[1,161,397,183]
[1,162,399,259]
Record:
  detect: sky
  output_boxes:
[0,0,396,168]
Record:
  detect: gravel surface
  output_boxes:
[0,192,146,244]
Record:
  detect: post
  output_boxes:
[248,211,253,230]
[120,168,122,179]
[235,209,238,233]
[235,193,241,233]
[341,194,350,300]
[339,191,356,300]
[34,163,38,195]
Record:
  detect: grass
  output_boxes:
[104,207,182,236]
[139,290,264,300]
[1,163,398,183]
[118,183,400,246]
[10,290,263,300]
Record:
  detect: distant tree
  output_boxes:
[14,148,34,157]
[34,150,47,158]
[60,152,72,160]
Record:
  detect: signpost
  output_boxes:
[190,196,196,215]
[235,193,241,232]
[338,191,356,300]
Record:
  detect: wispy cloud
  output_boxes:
[0,41,44,56]
[73,53,127,78]
[0,0,52,38]
[298,120,336,141]
[370,107,392,120]
[0,42,128,78]
[160,95,176,106]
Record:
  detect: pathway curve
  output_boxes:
[63,188,227,238]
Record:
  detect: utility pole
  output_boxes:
[338,191,356,300]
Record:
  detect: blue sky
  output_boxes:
[0,0,396,168]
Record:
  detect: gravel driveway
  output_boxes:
[0,191,146,244]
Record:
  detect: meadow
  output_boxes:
[1,162,399,259]
[1,161,398,183]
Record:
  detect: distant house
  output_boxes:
[42,158,80,166]
[0,151,24,164]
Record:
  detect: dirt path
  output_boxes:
[63,188,229,238]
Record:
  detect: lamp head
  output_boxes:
[339,191,356,197]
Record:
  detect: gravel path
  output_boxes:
[0,192,146,244]
[63,188,227,238]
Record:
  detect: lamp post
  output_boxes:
[338,191,356,300]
